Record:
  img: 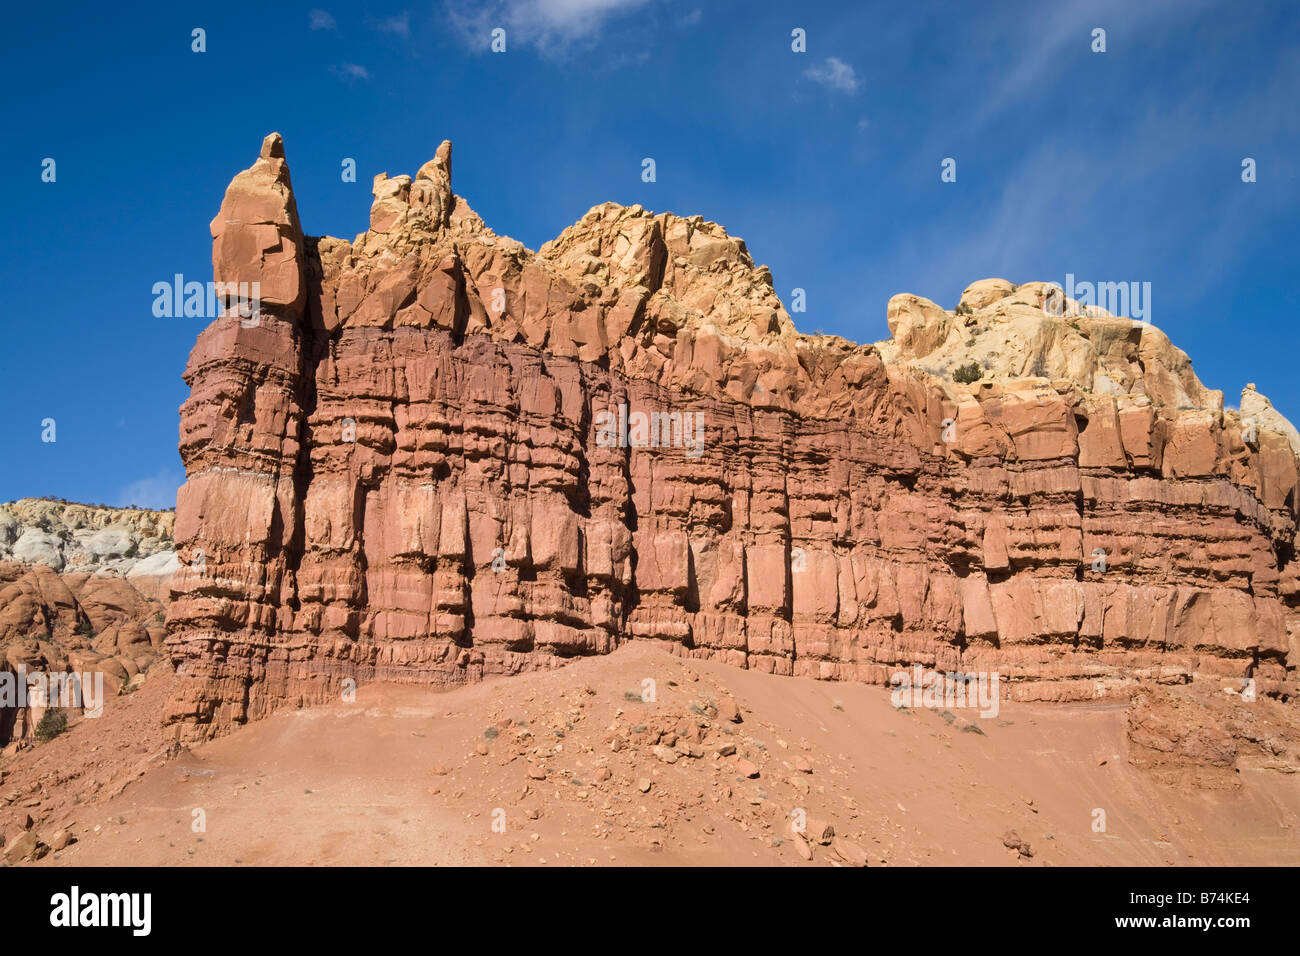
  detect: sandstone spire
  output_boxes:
[367,139,457,234]
[209,131,306,314]
[168,134,313,732]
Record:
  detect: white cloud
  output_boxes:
[447,0,651,54]
[117,469,182,511]
[309,8,337,30]
[375,12,411,36]
[331,63,370,80]
[804,57,861,94]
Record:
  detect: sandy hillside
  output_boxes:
[5,642,1297,867]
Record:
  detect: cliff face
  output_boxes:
[165,134,1300,738]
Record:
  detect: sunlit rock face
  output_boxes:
[165,134,1300,739]
[0,499,176,745]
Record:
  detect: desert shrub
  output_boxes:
[35,709,68,743]
[953,361,983,384]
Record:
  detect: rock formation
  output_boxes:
[0,498,175,580]
[165,133,1300,739]
[0,500,176,745]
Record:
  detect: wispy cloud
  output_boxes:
[893,142,1108,298]
[804,57,860,94]
[309,8,337,30]
[967,0,1218,130]
[446,0,651,54]
[374,11,411,37]
[883,47,1300,319]
[330,63,370,80]
[118,469,182,511]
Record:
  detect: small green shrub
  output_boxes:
[35,709,68,743]
[953,361,983,384]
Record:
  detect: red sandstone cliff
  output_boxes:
[164,133,1299,738]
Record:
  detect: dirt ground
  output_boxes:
[3,642,1297,866]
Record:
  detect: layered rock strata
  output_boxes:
[165,134,1300,738]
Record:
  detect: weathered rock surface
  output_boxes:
[0,499,175,575]
[882,278,1225,412]
[1126,682,1300,788]
[0,501,175,745]
[165,134,1300,739]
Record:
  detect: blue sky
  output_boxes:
[3,0,1297,508]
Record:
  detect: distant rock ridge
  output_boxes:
[164,133,1300,739]
[0,499,175,577]
[0,500,176,746]
[880,278,1224,411]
